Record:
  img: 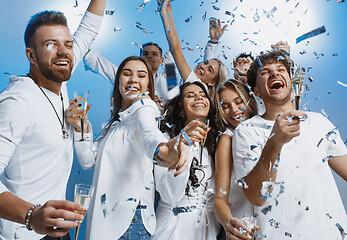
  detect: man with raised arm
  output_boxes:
[0,0,106,239]
[232,50,347,239]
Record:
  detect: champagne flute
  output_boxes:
[74,91,89,141]
[196,118,210,166]
[290,65,305,110]
[241,216,257,240]
[74,183,94,240]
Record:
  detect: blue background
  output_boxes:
[1,0,346,239]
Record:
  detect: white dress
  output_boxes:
[153,142,220,240]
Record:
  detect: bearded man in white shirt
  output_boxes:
[0,0,106,239]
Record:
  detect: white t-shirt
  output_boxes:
[232,113,347,239]
[221,129,254,219]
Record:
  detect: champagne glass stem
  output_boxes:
[74,222,81,240]
[295,96,300,110]
[80,118,84,141]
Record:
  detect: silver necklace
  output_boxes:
[28,74,69,139]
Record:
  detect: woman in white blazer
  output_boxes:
[71,56,190,240]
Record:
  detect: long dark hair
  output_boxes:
[161,81,219,162]
[99,56,155,140]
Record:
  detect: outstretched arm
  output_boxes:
[158,0,191,81]
[86,0,107,16]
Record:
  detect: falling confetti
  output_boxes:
[296,26,326,44]
[113,27,121,32]
[220,188,227,195]
[337,81,347,87]
[212,5,220,11]
[202,12,207,21]
[105,10,115,15]
[217,97,225,109]
[185,15,192,23]
[258,59,263,69]
[74,0,78,8]
[47,42,54,51]
[132,42,143,50]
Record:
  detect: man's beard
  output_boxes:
[36,55,73,83]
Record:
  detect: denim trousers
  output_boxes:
[119,208,152,240]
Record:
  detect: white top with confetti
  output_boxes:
[75,99,167,240]
[233,113,347,239]
[153,142,220,239]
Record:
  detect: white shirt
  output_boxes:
[75,99,167,240]
[153,142,220,240]
[221,129,254,219]
[232,113,347,239]
[0,11,103,240]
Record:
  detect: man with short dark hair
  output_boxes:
[232,50,347,239]
[0,1,106,239]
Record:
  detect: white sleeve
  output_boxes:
[0,94,30,194]
[204,41,218,61]
[83,49,118,84]
[73,123,97,170]
[320,116,347,157]
[232,125,262,180]
[72,11,103,73]
[154,160,191,205]
[136,100,168,159]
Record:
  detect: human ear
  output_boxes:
[253,86,260,97]
[26,48,36,64]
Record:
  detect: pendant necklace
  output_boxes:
[28,74,69,139]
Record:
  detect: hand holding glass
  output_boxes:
[74,91,89,141]
[74,183,94,240]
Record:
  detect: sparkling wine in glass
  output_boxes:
[241,216,257,240]
[74,91,89,141]
[196,118,210,165]
[74,183,94,240]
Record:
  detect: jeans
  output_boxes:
[119,208,152,240]
[41,233,70,240]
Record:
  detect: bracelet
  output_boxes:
[25,204,41,231]
[209,40,219,44]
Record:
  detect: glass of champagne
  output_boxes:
[74,91,89,141]
[74,183,94,240]
[196,118,210,166]
[241,216,257,240]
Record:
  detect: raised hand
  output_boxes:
[233,57,253,83]
[66,99,91,133]
[209,18,228,42]
[271,40,290,56]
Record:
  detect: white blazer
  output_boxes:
[75,99,167,240]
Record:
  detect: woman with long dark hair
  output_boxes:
[153,81,220,239]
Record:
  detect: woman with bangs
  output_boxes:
[72,56,190,240]
[153,81,220,240]
[213,79,259,240]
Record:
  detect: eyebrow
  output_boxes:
[122,68,148,74]
[183,90,205,96]
[42,39,73,45]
